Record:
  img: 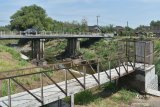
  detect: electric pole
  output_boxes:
[96,16,100,26]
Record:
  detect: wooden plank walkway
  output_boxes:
[0,65,137,107]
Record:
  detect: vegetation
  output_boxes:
[154,40,160,77]
[65,82,137,107]
[10,4,54,31]
[2,4,160,106]
[0,25,10,31]
[8,5,89,33]
[0,45,28,71]
[150,20,160,27]
[75,90,96,105]
[44,39,67,62]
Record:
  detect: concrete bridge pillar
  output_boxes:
[31,39,45,65]
[66,38,80,57]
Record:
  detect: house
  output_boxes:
[114,26,125,36]
[88,25,101,33]
[151,26,160,37]
[135,26,151,36]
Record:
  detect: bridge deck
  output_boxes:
[0,34,108,39]
[0,64,144,107]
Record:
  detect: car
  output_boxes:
[22,28,39,35]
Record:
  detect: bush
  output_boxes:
[74,90,96,105]
[111,89,136,103]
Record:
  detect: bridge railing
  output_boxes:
[0,58,133,107]
[0,59,99,107]
[0,31,103,37]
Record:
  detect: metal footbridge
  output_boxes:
[0,58,150,107]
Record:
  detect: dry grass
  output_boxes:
[73,83,137,107]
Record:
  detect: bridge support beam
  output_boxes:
[66,38,80,58]
[31,39,45,65]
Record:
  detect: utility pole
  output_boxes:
[127,21,131,38]
[96,16,100,26]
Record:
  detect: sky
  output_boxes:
[0,0,160,28]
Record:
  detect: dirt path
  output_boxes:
[131,96,160,107]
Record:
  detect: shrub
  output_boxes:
[74,90,96,105]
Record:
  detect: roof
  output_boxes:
[114,26,124,30]
[88,25,101,32]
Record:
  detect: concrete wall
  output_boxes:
[136,41,153,64]
[145,65,158,91]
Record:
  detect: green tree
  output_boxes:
[81,18,88,32]
[0,25,11,31]
[150,20,160,27]
[101,24,114,33]
[10,4,54,31]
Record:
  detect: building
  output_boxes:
[88,25,101,33]
[151,26,160,37]
[114,26,125,36]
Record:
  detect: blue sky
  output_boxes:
[0,0,160,28]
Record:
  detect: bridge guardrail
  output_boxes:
[0,31,104,37]
[0,58,134,107]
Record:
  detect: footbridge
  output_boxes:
[0,59,144,107]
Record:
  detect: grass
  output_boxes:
[74,90,96,105]
[0,40,18,45]
[44,39,67,63]
[153,40,160,83]
[0,45,28,71]
[111,89,137,104]
[0,45,27,64]
[68,82,138,107]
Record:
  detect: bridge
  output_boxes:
[0,31,108,39]
[0,31,112,65]
[0,39,158,107]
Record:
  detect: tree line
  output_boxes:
[1,4,160,36]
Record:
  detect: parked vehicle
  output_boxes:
[22,28,39,35]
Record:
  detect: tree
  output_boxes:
[10,4,54,31]
[101,24,114,33]
[150,20,160,27]
[0,25,11,31]
[81,18,88,32]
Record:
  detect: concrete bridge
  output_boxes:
[0,39,159,107]
[0,31,112,65]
